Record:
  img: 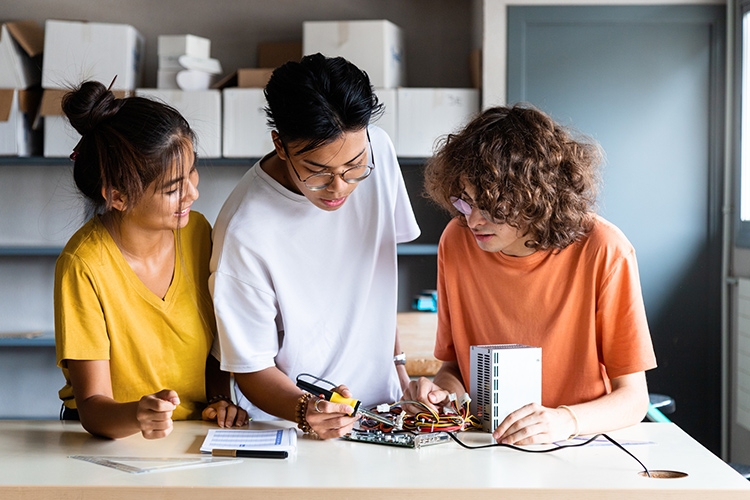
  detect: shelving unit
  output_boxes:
[0,0,474,419]
[0,155,446,337]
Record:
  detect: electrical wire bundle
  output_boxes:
[361,394,482,433]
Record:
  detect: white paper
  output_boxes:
[200,428,297,455]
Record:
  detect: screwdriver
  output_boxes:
[296,376,401,429]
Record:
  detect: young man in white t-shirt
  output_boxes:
[210,53,420,439]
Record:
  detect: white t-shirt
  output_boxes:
[209,126,420,420]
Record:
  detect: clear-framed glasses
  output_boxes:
[285,132,375,191]
[450,196,495,222]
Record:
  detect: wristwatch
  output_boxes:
[393,352,406,365]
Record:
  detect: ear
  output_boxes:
[103,186,128,212]
[271,131,287,161]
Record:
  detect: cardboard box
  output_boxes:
[396,88,479,158]
[158,68,216,91]
[157,69,180,89]
[0,21,44,89]
[303,20,405,89]
[213,68,273,89]
[371,88,397,150]
[0,88,41,156]
[470,48,482,89]
[39,89,129,157]
[222,88,273,158]
[42,20,144,91]
[158,34,210,59]
[39,89,81,157]
[258,41,302,68]
[136,89,222,158]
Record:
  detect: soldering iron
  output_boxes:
[296,373,402,430]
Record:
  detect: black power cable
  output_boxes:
[444,431,651,477]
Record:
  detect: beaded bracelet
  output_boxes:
[295,392,319,439]
[207,394,233,405]
[557,405,580,440]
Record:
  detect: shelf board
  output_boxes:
[0,157,260,167]
[397,243,438,255]
[0,157,427,167]
[0,247,63,256]
[0,331,55,347]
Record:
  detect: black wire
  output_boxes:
[444,432,651,477]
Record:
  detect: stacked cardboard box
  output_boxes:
[0,21,44,156]
[220,41,301,158]
[157,34,222,90]
[39,19,144,157]
[136,88,222,158]
[303,19,479,158]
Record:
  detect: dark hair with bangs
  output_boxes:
[264,53,383,153]
[62,80,196,217]
[424,104,602,251]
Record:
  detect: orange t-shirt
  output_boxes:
[434,215,657,407]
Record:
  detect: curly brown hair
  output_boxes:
[424,104,602,251]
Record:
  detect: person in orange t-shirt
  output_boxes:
[404,105,657,445]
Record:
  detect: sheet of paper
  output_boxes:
[200,428,297,455]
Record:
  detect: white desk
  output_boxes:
[0,420,747,499]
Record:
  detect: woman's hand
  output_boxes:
[202,399,249,428]
[492,402,577,445]
[304,385,359,440]
[136,389,181,439]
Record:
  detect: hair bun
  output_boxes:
[61,81,122,136]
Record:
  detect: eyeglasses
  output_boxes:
[450,196,496,222]
[284,133,375,191]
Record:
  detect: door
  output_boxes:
[507,5,725,453]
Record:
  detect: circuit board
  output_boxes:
[342,429,450,449]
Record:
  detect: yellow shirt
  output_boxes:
[55,213,215,420]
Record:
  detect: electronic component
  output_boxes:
[470,344,541,432]
[343,429,450,449]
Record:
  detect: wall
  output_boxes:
[485,0,730,456]
[481,0,726,107]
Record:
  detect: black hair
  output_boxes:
[264,53,383,153]
[62,80,196,215]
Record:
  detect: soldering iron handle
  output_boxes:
[295,379,333,400]
[330,392,361,415]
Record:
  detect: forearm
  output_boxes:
[565,372,649,436]
[234,367,304,422]
[205,354,232,401]
[432,360,467,398]
[76,396,142,439]
[393,329,410,391]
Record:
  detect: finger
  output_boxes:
[333,384,352,398]
[142,421,174,440]
[153,389,180,406]
[236,407,249,426]
[312,414,359,440]
[493,404,537,441]
[215,405,227,427]
[140,395,178,414]
[202,407,217,421]
[427,389,451,406]
[414,378,445,413]
[223,404,240,427]
[312,399,355,416]
[501,421,549,445]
